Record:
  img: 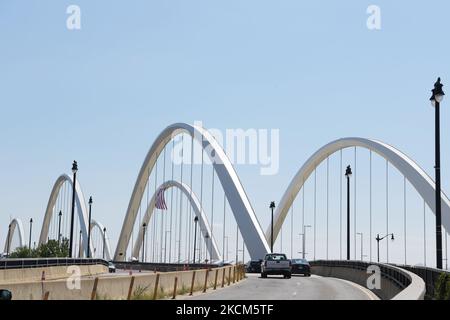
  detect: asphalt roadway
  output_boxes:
[187,273,379,300]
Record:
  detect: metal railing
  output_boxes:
[112,261,224,272]
[0,258,109,270]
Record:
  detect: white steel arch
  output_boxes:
[115,123,270,261]
[267,137,450,242]
[39,174,91,257]
[90,219,112,261]
[3,218,25,253]
[131,180,222,262]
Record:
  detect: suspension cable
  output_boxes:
[354,147,357,260]
[314,168,316,260]
[188,135,194,262]
[290,201,294,259]
[424,200,427,266]
[386,159,389,263]
[340,149,343,260]
[210,165,215,263]
[369,150,372,262]
[326,156,329,259]
[161,147,166,263]
[169,139,175,263]
[178,134,184,263]
[222,192,226,263]
[404,176,407,265]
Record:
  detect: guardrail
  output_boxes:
[390,264,450,299]
[0,258,109,270]
[112,261,224,273]
[310,260,425,300]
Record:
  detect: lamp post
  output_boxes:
[205,233,210,264]
[375,233,394,263]
[357,232,363,261]
[28,218,33,250]
[103,227,107,260]
[86,196,93,258]
[430,77,445,269]
[164,230,171,263]
[57,211,62,244]
[6,223,11,256]
[299,225,312,259]
[345,165,352,260]
[78,230,82,258]
[141,223,147,262]
[270,201,276,253]
[69,160,78,258]
[193,217,199,264]
[225,236,229,261]
[235,225,239,263]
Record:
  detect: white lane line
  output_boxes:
[328,277,379,300]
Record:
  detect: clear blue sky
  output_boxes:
[1,1,449,266]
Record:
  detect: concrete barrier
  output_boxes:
[0,264,108,284]
[1,265,243,300]
[310,260,425,300]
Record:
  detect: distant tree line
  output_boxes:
[8,238,69,258]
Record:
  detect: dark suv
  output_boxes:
[246,260,262,273]
[290,258,311,276]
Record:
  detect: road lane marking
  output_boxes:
[329,277,379,300]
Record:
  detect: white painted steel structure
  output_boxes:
[90,219,112,261]
[14,126,450,263]
[3,218,25,253]
[115,123,271,261]
[266,137,450,243]
[131,180,222,261]
[39,174,90,257]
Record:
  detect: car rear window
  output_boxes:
[266,254,287,261]
[293,259,308,264]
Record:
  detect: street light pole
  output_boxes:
[6,223,11,256]
[236,225,239,263]
[430,77,445,269]
[225,236,229,261]
[141,223,147,262]
[103,227,107,260]
[357,232,363,261]
[193,217,198,264]
[300,225,311,259]
[28,218,33,250]
[345,166,352,260]
[87,196,93,258]
[164,230,171,263]
[78,230,82,258]
[270,201,276,253]
[69,160,78,258]
[376,233,394,263]
[57,211,62,244]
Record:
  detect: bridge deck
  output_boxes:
[186,273,378,300]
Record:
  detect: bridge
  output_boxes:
[1,122,449,300]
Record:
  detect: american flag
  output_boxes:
[155,187,168,210]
